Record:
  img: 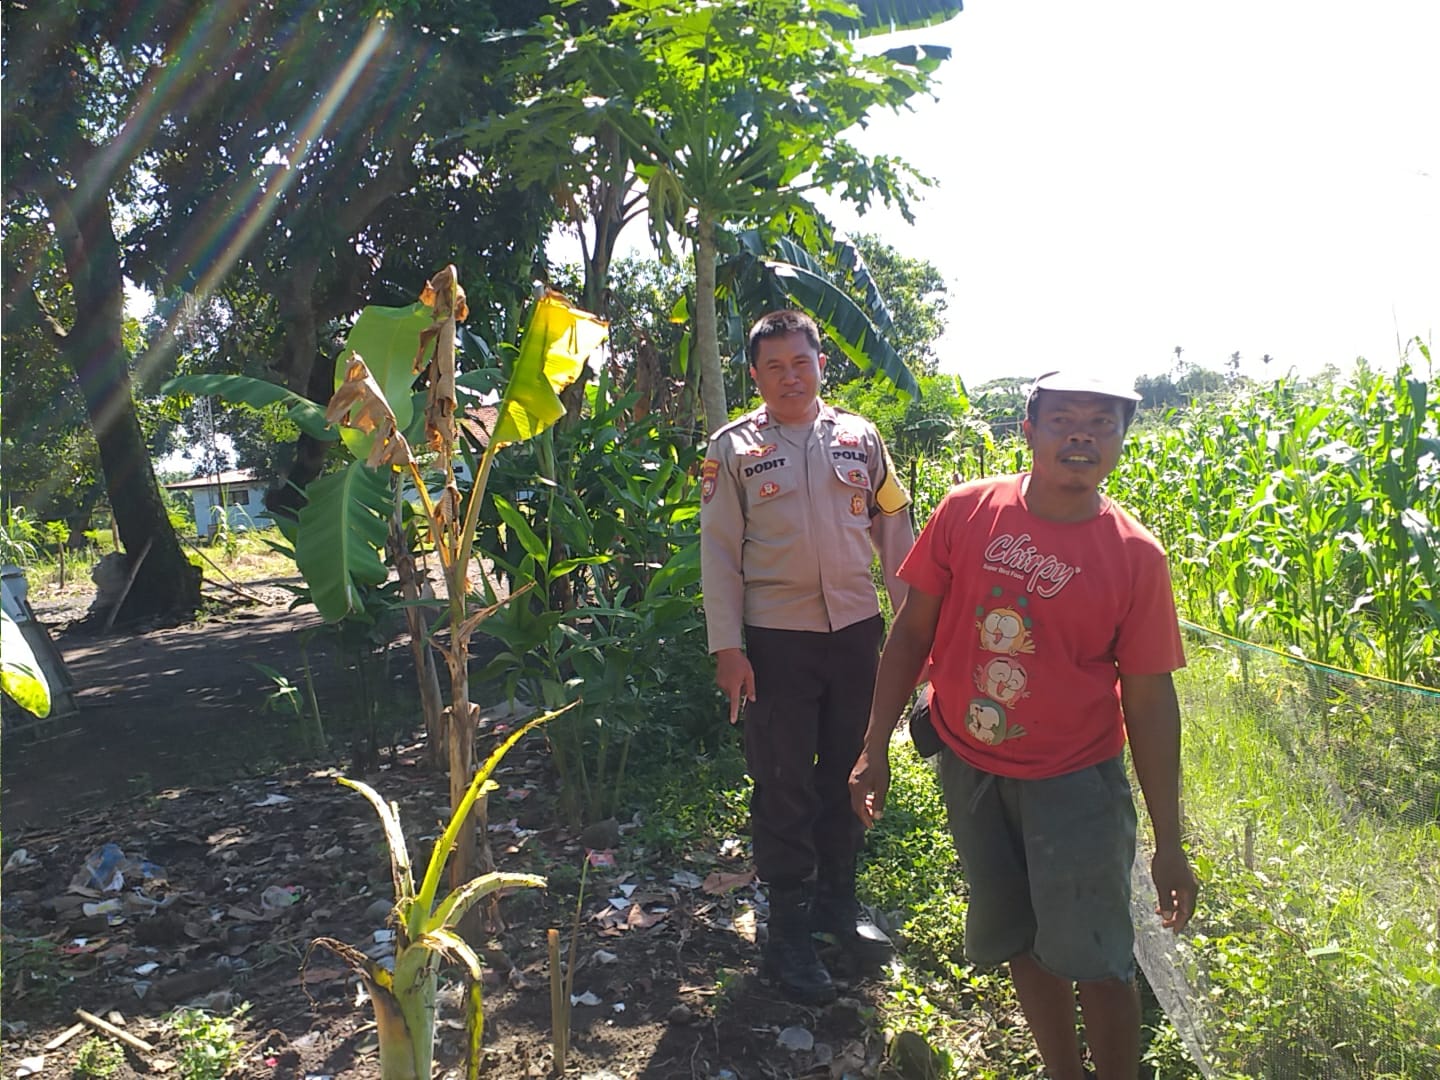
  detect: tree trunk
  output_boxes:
[265,257,329,521]
[695,214,728,434]
[50,191,200,623]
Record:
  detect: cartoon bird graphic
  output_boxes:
[977,607,1035,655]
[976,657,1030,706]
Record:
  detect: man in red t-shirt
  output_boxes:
[850,372,1199,1080]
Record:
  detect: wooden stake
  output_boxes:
[74,1009,155,1054]
[102,539,154,633]
[44,1022,85,1051]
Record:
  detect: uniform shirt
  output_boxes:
[700,401,914,653]
[901,474,1186,779]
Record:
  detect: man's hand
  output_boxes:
[1151,843,1198,932]
[714,648,755,725]
[848,744,890,828]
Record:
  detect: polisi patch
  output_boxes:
[759,481,780,498]
[743,457,787,478]
[832,448,868,463]
[701,459,720,504]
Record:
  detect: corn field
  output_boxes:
[923,350,1440,686]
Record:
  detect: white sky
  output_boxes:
[820,0,1439,389]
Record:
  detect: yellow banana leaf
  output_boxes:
[490,291,608,448]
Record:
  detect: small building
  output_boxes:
[164,469,273,540]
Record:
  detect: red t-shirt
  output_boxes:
[900,474,1186,779]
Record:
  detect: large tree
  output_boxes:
[2,1,211,619]
[125,2,555,518]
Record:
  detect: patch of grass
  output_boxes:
[168,1005,249,1080]
[73,1036,125,1078]
[625,743,749,863]
[0,935,76,1008]
[1171,648,1440,1077]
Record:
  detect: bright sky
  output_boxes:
[820,0,1440,390]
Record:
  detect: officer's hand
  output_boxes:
[849,744,890,828]
[714,648,756,725]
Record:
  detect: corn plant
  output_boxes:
[312,704,574,1080]
[1105,351,1440,684]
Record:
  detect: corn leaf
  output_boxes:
[337,776,416,903]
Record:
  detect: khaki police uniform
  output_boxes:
[700,402,913,653]
[700,401,914,885]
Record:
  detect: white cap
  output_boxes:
[1027,370,1142,402]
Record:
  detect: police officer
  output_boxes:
[700,309,914,1003]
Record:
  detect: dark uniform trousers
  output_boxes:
[742,614,884,886]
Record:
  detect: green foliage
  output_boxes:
[1107,351,1440,683]
[709,229,924,402]
[0,507,42,565]
[476,373,711,823]
[2,609,51,717]
[168,1005,248,1080]
[1175,644,1440,1077]
[0,935,74,1007]
[293,461,392,623]
[314,710,560,1080]
[161,374,336,443]
[73,1036,125,1078]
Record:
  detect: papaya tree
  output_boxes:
[475,0,961,433]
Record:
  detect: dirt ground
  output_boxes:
[1,587,901,1079]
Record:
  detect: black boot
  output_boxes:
[762,881,836,1004]
[813,858,895,972]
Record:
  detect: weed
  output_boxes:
[73,1036,125,1078]
[168,1005,249,1080]
[0,935,74,1007]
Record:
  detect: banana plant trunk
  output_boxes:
[372,964,438,1080]
[695,213,728,435]
[387,507,446,769]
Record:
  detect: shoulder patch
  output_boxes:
[875,469,911,515]
[701,459,720,504]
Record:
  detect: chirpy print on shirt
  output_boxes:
[976,601,1034,655]
[965,698,1027,745]
[969,587,1034,745]
[975,656,1030,707]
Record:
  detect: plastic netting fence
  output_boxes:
[1134,624,1440,1079]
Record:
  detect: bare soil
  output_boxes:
[1,586,898,1079]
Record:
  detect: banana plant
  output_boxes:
[312,703,576,1080]
[165,270,609,914]
[1,609,50,718]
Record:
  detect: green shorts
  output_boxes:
[937,749,1138,982]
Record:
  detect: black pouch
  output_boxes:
[907,690,945,758]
